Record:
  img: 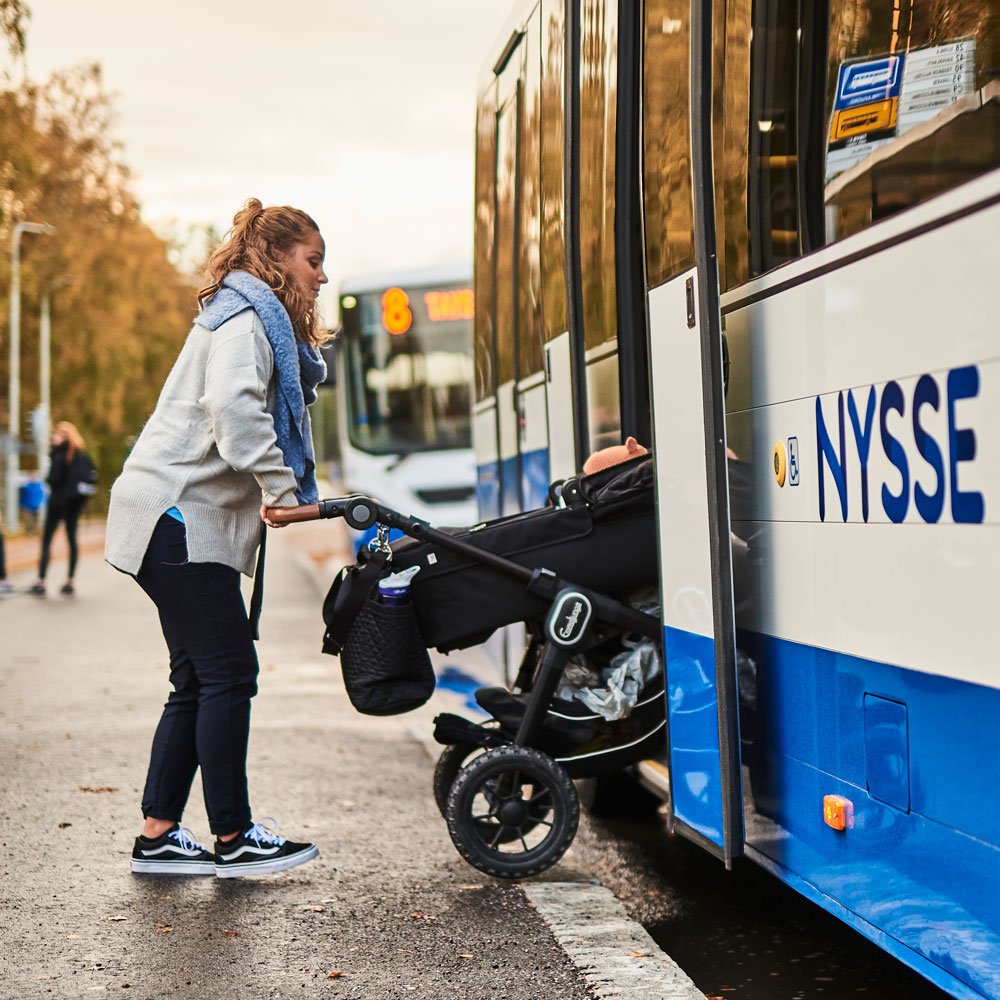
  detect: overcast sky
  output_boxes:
[23,1,510,311]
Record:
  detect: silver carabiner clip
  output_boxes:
[367,523,393,560]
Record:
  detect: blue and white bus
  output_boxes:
[333,266,478,542]
[473,1,1000,996]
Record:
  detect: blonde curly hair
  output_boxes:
[198,198,330,348]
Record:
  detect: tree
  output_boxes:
[0,60,195,510]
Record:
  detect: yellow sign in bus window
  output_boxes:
[424,288,474,323]
[830,97,898,143]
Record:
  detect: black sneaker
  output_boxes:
[214,818,318,878]
[131,825,216,875]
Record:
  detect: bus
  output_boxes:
[473,1,999,997]
[331,266,478,543]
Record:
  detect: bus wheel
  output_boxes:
[445,746,579,879]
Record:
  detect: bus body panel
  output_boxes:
[497,379,520,515]
[473,399,501,519]
[544,331,578,482]
[727,185,1000,997]
[518,373,550,510]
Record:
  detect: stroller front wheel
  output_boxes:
[445,745,579,879]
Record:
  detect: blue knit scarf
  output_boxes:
[195,271,326,503]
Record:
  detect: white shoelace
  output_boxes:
[244,817,286,848]
[168,827,206,852]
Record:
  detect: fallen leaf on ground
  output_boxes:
[305,906,325,912]
[58,821,72,829]
[105,915,127,922]
[155,924,173,933]
[78,786,118,794]
[326,971,345,979]
[627,950,649,958]
[222,930,237,938]
[409,911,435,921]
[458,953,474,959]
[159,895,173,901]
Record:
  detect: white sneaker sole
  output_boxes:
[131,858,216,875]
[215,844,319,878]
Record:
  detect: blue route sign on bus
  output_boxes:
[834,55,904,111]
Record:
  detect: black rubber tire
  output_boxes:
[445,745,579,879]
[433,743,481,818]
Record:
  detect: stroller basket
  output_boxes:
[389,453,657,652]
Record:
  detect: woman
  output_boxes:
[30,421,96,596]
[105,199,328,877]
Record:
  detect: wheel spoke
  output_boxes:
[520,835,530,852]
[488,824,508,849]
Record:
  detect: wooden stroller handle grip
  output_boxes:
[267,504,320,525]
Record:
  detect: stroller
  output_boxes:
[286,452,665,879]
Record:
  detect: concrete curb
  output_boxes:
[523,882,705,1000]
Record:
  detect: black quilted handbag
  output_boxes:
[322,549,435,716]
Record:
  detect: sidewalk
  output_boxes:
[0,515,600,999]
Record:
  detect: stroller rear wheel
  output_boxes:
[445,745,579,879]
[434,743,480,818]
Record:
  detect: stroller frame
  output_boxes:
[288,492,662,878]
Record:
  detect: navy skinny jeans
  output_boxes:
[135,514,258,835]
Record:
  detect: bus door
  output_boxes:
[642,0,742,864]
[493,36,526,515]
[514,10,551,510]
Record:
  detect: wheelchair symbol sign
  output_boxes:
[788,436,800,486]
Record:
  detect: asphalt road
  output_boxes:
[0,522,598,999]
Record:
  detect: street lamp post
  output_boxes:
[36,275,71,482]
[6,221,56,535]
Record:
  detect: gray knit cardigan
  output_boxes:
[105,309,301,577]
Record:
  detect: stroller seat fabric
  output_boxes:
[475,671,667,777]
[389,454,657,652]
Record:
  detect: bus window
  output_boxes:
[748,0,800,277]
[721,0,751,289]
[340,285,473,454]
[730,0,1000,283]
[822,0,1000,242]
[495,93,519,388]
[642,0,695,289]
[474,90,497,403]
[519,16,545,378]
[541,0,568,341]
[579,0,619,349]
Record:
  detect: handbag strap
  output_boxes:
[248,523,267,641]
[325,548,389,653]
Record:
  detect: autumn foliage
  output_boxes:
[1,10,195,512]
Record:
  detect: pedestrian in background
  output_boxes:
[29,421,97,597]
[105,198,328,878]
[0,515,10,596]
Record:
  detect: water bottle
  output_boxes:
[377,566,421,606]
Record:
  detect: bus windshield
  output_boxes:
[339,282,473,456]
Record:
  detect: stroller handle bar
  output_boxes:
[268,497,662,641]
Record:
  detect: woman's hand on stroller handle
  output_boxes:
[262,496,360,527]
[262,503,319,526]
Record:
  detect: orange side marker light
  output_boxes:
[823,794,854,831]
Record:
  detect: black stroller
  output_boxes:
[290,453,665,879]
